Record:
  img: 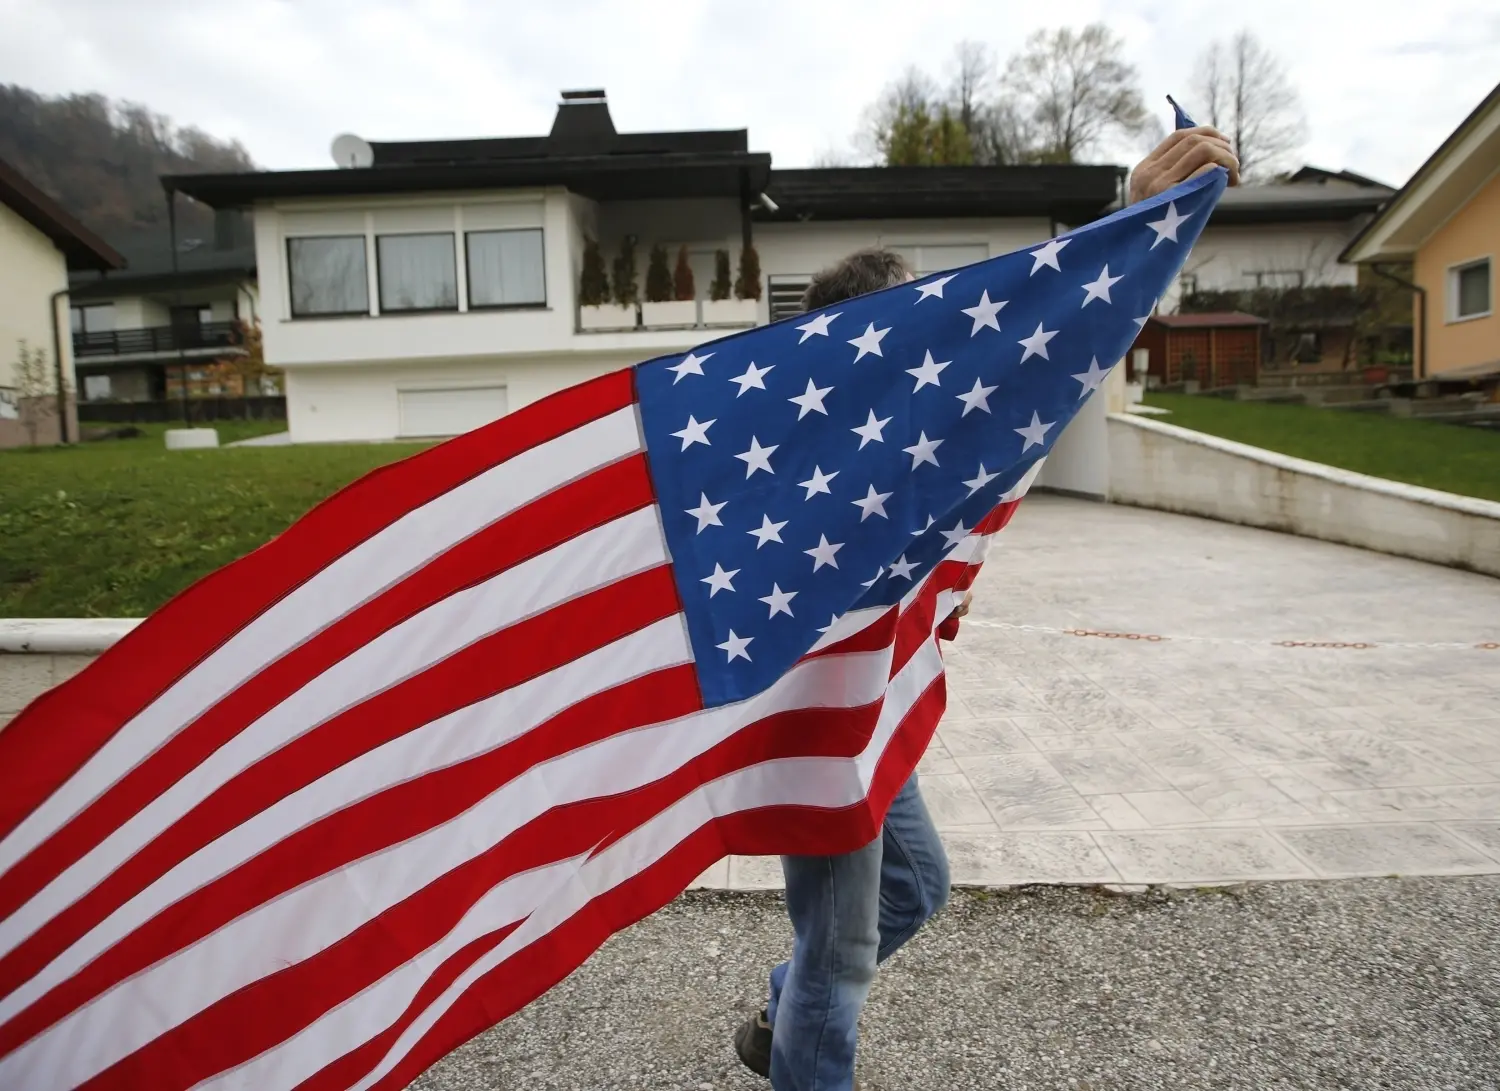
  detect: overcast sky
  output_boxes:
[3,0,1497,187]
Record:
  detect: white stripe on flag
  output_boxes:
[0,407,643,883]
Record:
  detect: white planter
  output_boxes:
[164,428,219,450]
[579,304,637,332]
[701,298,759,328]
[641,300,699,329]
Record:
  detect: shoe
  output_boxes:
[733,1008,773,1078]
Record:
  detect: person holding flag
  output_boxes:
[0,104,1235,1091]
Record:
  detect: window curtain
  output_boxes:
[378,234,458,312]
[289,237,369,316]
[466,229,545,307]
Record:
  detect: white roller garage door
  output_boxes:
[398,386,509,438]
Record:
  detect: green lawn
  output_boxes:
[1144,394,1500,503]
[1,430,430,617]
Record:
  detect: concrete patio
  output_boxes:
[702,495,1500,889]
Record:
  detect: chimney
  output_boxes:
[548,89,618,154]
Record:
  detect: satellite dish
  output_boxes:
[330,133,374,169]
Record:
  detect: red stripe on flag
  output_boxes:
[0,454,656,929]
[0,568,690,1052]
[0,370,637,842]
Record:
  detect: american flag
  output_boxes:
[0,165,1225,1089]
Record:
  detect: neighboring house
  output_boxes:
[1131,312,1268,388]
[165,89,1121,443]
[66,218,259,408]
[1342,80,1500,382]
[0,157,123,447]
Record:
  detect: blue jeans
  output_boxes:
[764,775,950,1091]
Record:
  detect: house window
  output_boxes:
[377,233,458,313]
[70,304,115,335]
[768,275,812,323]
[288,236,370,317]
[1450,258,1491,321]
[465,229,546,308]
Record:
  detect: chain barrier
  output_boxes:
[966,620,1499,652]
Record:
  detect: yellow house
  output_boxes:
[1342,80,1499,382]
[0,158,123,447]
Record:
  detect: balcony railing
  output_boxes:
[73,321,242,360]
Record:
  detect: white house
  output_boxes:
[165,90,1387,443]
[0,157,122,447]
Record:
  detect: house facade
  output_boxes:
[1343,80,1500,382]
[66,218,260,410]
[0,158,123,447]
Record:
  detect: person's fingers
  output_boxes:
[1159,139,1240,188]
[1155,133,1235,180]
[1141,125,1231,165]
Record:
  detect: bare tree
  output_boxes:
[857,67,974,166]
[948,41,994,137]
[857,67,940,163]
[1191,30,1306,178]
[1000,24,1149,163]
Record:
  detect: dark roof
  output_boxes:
[1206,171,1394,225]
[1285,165,1390,188]
[69,221,256,297]
[165,90,770,208]
[1150,311,1268,329]
[757,165,1123,223]
[0,157,124,271]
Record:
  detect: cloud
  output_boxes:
[1,0,1496,186]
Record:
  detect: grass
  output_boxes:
[1143,394,1500,503]
[80,419,292,446]
[1,429,430,617]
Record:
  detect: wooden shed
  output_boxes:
[1129,312,1268,389]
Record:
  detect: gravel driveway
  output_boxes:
[412,877,1500,1090]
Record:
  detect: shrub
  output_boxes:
[673,245,695,301]
[579,238,609,307]
[710,249,732,301]
[734,244,762,302]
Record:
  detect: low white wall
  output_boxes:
[1108,413,1500,577]
[0,620,138,729]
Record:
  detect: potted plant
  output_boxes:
[1180,355,1200,394]
[702,245,759,327]
[578,237,633,331]
[641,244,696,328]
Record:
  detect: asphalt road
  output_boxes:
[412,877,1500,1091]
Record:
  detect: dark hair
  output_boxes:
[800,248,912,311]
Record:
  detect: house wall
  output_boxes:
[1162,221,1363,312]
[0,202,74,447]
[1415,170,1500,375]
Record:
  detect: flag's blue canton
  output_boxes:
[636,168,1226,707]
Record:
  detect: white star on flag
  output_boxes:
[1014,411,1056,451]
[851,484,893,522]
[887,554,919,580]
[940,519,971,550]
[1029,238,1069,274]
[701,563,739,597]
[961,464,999,495]
[667,352,711,384]
[795,311,841,343]
[716,630,752,662]
[903,432,943,469]
[1017,322,1058,363]
[1080,265,1123,307]
[961,290,1006,336]
[1147,201,1189,248]
[913,273,958,302]
[956,377,997,416]
[850,409,892,449]
[816,614,840,635]
[847,323,890,362]
[861,568,883,589]
[670,415,714,450]
[747,514,787,548]
[685,493,725,532]
[1072,357,1110,397]
[788,378,833,419]
[804,534,844,571]
[905,351,950,391]
[729,360,774,395]
[734,436,778,477]
[913,514,935,536]
[759,583,797,618]
[798,466,839,499]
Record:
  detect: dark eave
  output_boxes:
[371,128,750,165]
[1208,194,1390,226]
[0,158,124,271]
[755,166,1123,223]
[163,151,772,209]
[69,264,257,300]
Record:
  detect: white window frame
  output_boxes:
[1447,256,1492,323]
